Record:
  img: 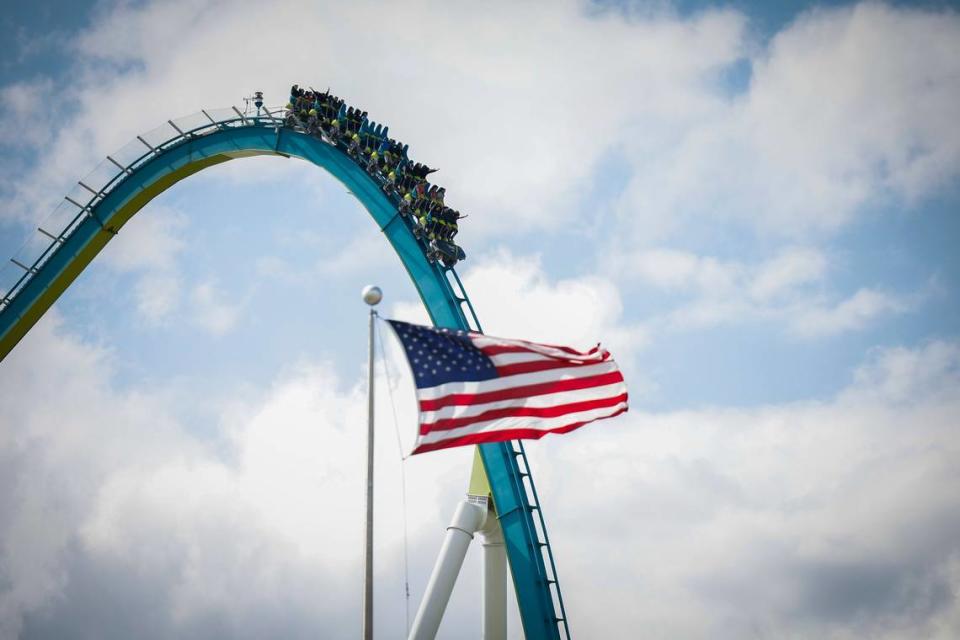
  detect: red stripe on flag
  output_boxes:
[419,371,625,411]
[479,343,602,357]
[411,406,629,454]
[494,356,609,378]
[422,393,629,433]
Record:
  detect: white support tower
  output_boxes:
[480,512,507,638]
[409,450,508,640]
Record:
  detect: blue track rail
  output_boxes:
[0,107,569,638]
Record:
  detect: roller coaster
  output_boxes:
[0,92,571,638]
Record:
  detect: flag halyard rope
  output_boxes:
[375,318,412,633]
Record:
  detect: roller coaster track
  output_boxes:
[0,104,571,638]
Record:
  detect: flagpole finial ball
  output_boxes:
[362,285,383,306]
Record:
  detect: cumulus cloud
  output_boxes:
[0,0,742,238]
[789,286,910,338]
[611,245,913,337]
[0,314,474,639]
[95,204,189,324]
[618,247,743,293]
[0,79,55,152]
[131,270,181,322]
[1,2,953,343]
[748,3,960,208]
[2,301,958,639]
[189,279,243,336]
[0,0,955,256]
[90,203,251,335]
[748,247,826,301]
[0,315,200,639]
[98,205,186,273]
[524,339,960,639]
[395,249,649,364]
[615,2,960,240]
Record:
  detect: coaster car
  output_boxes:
[427,238,466,268]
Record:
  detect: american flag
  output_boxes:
[385,320,628,454]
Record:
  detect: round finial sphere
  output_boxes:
[362,285,383,306]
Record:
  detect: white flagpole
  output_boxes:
[361,285,382,640]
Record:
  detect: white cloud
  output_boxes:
[1,0,746,239]
[95,204,188,324]
[616,2,960,240]
[0,314,198,639]
[99,205,186,272]
[523,338,960,638]
[0,79,55,151]
[620,248,742,293]
[397,249,649,361]
[0,0,954,256]
[615,246,826,301]
[612,245,912,338]
[190,279,242,336]
[848,340,960,404]
[0,314,473,638]
[132,270,181,323]
[1,1,954,273]
[2,309,958,639]
[92,206,247,334]
[748,247,827,301]
[314,232,401,277]
[748,3,960,206]
[789,287,910,338]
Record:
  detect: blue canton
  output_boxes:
[387,320,498,389]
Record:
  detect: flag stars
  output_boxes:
[390,320,499,388]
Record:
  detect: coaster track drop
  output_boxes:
[0,101,570,639]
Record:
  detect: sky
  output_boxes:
[0,0,959,638]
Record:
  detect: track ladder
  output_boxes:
[445,267,572,639]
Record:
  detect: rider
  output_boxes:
[443,207,462,240]
[307,107,320,134]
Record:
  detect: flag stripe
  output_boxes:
[418,402,627,444]
[488,351,562,366]
[472,336,602,358]
[421,392,629,433]
[417,360,621,401]
[420,380,628,423]
[480,344,605,361]
[487,349,609,368]
[419,370,625,411]
[494,358,607,378]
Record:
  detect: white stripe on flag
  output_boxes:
[417,402,629,445]
[470,335,604,361]
[419,381,628,423]
[487,351,561,366]
[416,360,621,401]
